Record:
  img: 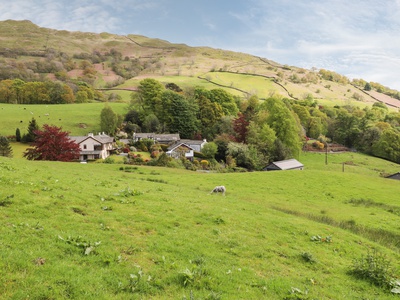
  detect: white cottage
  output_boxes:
[69,133,115,161]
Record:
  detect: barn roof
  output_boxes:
[386,172,400,180]
[264,159,304,171]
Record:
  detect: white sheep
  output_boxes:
[210,185,226,196]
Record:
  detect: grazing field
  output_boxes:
[0,103,127,137]
[0,152,399,299]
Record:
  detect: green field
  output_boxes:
[1,152,399,299]
[0,103,127,137]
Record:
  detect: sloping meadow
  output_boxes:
[0,153,399,299]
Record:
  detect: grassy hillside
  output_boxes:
[0,152,399,299]
[0,103,127,137]
[1,20,400,109]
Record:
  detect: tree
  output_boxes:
[233,113,249,143]
[247,121,276,161]
[23,125,80,161]
[0,136,13,157]
[372,129,400,163]
[100,105,118,135]
[263,97,302,158]
[196,94,223,139]
[23,117,39,143]
[333,109,360,148]
[135,78,164,112]
[213,133,235,162]
[15,128,21,142]
[209,88,239,116]
[163,90,198,138]
[201,142,218,159]
[227,142,260,170]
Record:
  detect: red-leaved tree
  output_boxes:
[24,125,80,162]
[233,112,249,143]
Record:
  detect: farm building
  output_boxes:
[263,159,304,171]
[386,172,400,180]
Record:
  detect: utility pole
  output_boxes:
[325,142,328,165]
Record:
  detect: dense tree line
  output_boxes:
[0,78,100,104]
[123,79,400,169]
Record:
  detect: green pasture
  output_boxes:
[0,103,128,137]
[0,152,399,299]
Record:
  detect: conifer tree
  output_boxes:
[24,117,39,143]
[15,128,21,142]
[0,136,13,157]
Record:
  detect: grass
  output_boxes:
[0,102,128,137]
[0,151,400,299]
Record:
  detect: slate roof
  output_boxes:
[264,159,304,171]
[386,172,400,180]
[180,139,207,146]
[166,142,194,151]
[69,133,114,145]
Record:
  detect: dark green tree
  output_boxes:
[23,117,39,143]
[163,90,198,138]
[227,142,261,170]
[15,128,21,142]
[372,128,400,163]
[196,94,223,139]
[333,109,360,148]
[0,136,13,157]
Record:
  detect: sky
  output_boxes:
[1,0,400,90]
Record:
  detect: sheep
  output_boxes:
[210,185,226,196]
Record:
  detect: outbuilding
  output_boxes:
[263,159,304,171]
[386,172,400,180]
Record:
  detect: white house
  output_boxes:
[69,133,115,161]
[166,142,195,160]
[179,139,207,152]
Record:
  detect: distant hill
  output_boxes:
[1,19,400,108]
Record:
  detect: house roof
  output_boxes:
[386,172,400,180]
[154,134,180,142]
[133,133,180,143]
[69,133,114,145]
[180,139,207,146]
[134,133,156,139]
[167,142,195,152]
[264,159,304,171]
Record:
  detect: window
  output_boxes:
[83,144,87,149]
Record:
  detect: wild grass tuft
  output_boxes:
[349,249,397,291]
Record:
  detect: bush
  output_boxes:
[312,141,325,150]
[349,249,396,289]
[104,157,115,164]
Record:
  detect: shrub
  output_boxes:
[349,249,396,290]
[312,141,324,150]
[104,157,115,164]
